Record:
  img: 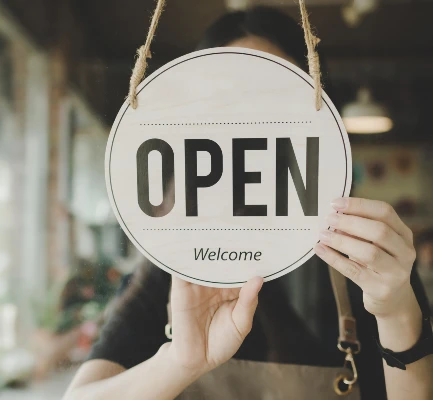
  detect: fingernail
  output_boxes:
[326,213,340,227]
[319,230,333,244]
[331,197,348,211]
[314,244,327,257]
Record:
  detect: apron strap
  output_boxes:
[167,287,172,325]
[165,280,173,339]
[328,265,360,353]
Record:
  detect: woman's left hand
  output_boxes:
[315,197,418,319]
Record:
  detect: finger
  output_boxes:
[314,243,377,290]
[331,198,412,243]
[171,275,192,291]
[334,228,370,243]
[220,287,241,303]
[319,230,395,274]
[333,229,370,265]
[232,277,263,338]
[327,213,408,259]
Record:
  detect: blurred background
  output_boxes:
[0,0,433,398]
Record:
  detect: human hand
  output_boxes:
[315,198,417,319]
[166,276,263,376]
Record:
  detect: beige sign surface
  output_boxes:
[106,48,352,287]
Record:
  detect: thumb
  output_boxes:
[232,276,264,338]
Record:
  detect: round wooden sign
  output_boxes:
[106,48,352,287]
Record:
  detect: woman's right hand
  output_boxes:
[167,276,263,376]
[63,276,263,400]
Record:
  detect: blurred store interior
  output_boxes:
[0,0,433,397]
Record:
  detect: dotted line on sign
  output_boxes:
[140,121,312,126]
[142,228,311,231]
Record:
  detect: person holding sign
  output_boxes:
[64,6,433,400]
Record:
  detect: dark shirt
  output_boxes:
[88,256,430,400]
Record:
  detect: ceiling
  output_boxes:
[19,0,429,59]
[67,0,433,58]
[4,0,433,58]
[2,0,433,142]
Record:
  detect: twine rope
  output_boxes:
[127,0,166,109]
[127,0,322,111]
[299,0,323,110]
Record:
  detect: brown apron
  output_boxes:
[166,267,361,399]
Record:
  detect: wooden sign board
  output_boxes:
[106,48,352,287]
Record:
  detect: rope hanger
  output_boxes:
[127,0,322,111]
[298,0,323,110]
[127,0,166,109]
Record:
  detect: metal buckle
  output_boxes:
[334,374,354,396]
[337,339,361,355]
[342,350,358,385]
[334,343,359,396]
[165,323,173,339]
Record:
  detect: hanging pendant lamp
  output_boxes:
[342,88,393,134]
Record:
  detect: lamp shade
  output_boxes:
[342,88,393,134]
[225,0,248,10]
